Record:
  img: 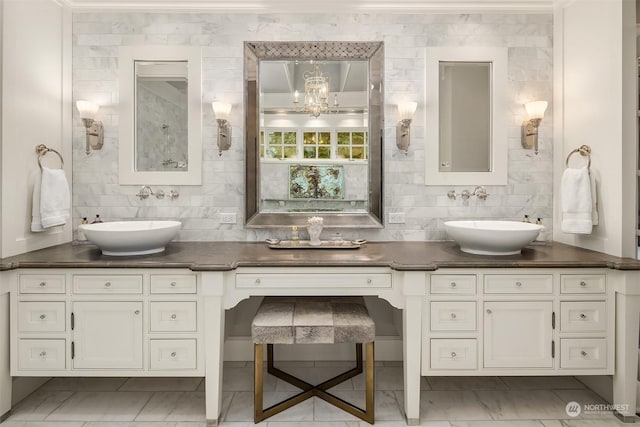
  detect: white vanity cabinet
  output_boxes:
[10,269,203,376]
[422,269,613,376]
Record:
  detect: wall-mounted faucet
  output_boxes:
[135,185,180,201]
[447,186,489,201]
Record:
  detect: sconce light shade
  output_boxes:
[398,101,418,121]
[396,101,417,154]
[521,100,548,155]
[524,101,548,120]
[212,102,232,156]
[76,100,104,155]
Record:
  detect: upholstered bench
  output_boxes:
[251,296,375,423]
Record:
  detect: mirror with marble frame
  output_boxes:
[425,46,508,186]
[244,41,384,228]
[119,46,202,185]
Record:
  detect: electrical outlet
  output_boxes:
[388,212,405,224]
[220,213,237,224]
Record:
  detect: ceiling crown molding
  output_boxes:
[65,0,554,13]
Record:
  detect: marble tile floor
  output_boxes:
[1,361,637,427]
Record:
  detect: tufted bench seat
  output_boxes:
[252,296,375,423]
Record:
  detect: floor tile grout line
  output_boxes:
[41,390,77,422]
[132,389,161,422]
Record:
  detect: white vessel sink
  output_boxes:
[79,220,181,256]
[444,220,543,256]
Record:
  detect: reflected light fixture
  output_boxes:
[521,100,548,155]
[396,101,417,154]
[293,63,338,118]
[76,100,104,155]
[212,101,232,156]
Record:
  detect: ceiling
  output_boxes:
[260,61,367,94]
[62,0,554,12]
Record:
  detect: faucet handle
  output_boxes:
[473,186,489,200]
[136,185,152,200]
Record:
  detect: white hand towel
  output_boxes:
[590,171,598,226]
[39,167,70,229]
[30,171,44,232]
[561,166,593,234]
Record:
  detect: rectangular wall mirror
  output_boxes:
[119,46,202,185]
[245,41,384,228]
[425,47,508,186]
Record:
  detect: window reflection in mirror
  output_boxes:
[135,61,188,172]
[258,60,370,214]
[438,61,491,173]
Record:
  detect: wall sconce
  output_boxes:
[396,101,417,154]
[76,100,104,155]
[212,101,232,156]
[521,100,548,155]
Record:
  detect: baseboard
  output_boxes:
[223,336,402,362]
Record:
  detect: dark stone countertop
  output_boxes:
[1,241,639,271]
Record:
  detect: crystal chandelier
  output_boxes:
[293,63,338,118]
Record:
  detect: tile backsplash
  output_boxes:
[73,12,553,242]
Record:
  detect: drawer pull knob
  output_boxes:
[39,281,46,287]
[486,309,492,314]
[581,350,588,357]
[255,278,261,285]
[170,281,177,287]
[450,313,457,319]
[134,310,140,315]
[104,282,112,288]
[39,314,46,320]
[579,313,587,319]
[580,281,587,287]
[39,351,47,358]
[450,282,457,288]
[515,281,522,287]
[171,314,177,320]
[451,352,457,358]
[367,278,372,284]
[170,351,177,358]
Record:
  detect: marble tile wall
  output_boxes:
[72,12,553,241]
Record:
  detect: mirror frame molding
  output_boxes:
[424,46,508,186]
[119,46,202,185]
[244,41,384,228]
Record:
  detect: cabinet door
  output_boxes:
[484,301,552,368]
[72,301,143,370]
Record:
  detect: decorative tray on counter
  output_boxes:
[266,239,366,249]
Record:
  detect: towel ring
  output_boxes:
[565,144,591,168]
[35,144,64,170]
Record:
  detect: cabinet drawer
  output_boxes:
[236,273,391,289]
[560,275,606,294]
[150,275,197,294]
[149,301,197,332]
[484,275,553,294]
[18,301,65,332]
[430,339,477,370]
[19,275,65,294]
[430,275,476,295]
[149,339,197,370]
[73,275,142,294]
[560,338,607,369]
[430,302,476,331]
[560,301,607,333]
[18,339,65,370]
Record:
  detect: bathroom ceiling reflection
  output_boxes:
[258,59,370,215]
[135,61,188,172]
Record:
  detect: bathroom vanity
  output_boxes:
[1,241,639,425]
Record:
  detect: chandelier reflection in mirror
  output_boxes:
[293,62,339,118]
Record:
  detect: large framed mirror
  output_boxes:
[119,46,202,185]
[424,47,508,186]
[244,41,384,228]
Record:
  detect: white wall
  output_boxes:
[1,0,72,258]
[553,0,637,258]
